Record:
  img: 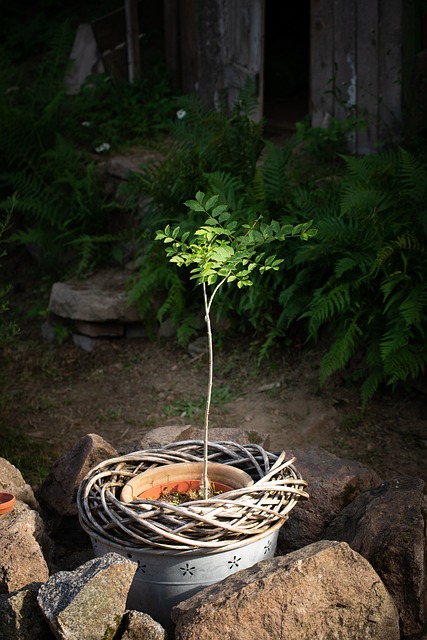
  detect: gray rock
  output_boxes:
[72,333,99,352]
[74,320,124,337]
[121,610,168,640]
[0,501,52,593]
[277,447,382,554]
[323,475,427,639]
[48,269,141,323]
[0,457,39,511]
[37,552,137,640]
[38,433,117,517]
[132,425,270,452]
[65,23,103,95]
[172,540,400,640]
[0,583,53,640]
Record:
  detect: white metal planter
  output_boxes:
[77,440,308,631]
[89,521,281,630]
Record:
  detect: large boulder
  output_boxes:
[277,447,382,554]
[0,583,53,640]
[48,269,141,323]
[172,540,400,640]
[132,425,271,452]
[323,475,427,639]
[120,610,168,640]
[0,500,53,593]
[37,552,137,640]
[38,433,117,517]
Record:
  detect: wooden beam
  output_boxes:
[125,0,141,82]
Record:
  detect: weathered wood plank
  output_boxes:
[125,0,141,82]
[179,0,198,94]
[310,0,334,127]
[333,0,357,151]
[222,0,264,118]
[378,0,403,144]
[163,0,180,90]
[356,0,380,154]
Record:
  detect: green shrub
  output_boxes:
[277,148,427,405]
[120,80,264,229]
[0,20,176,276]
[64,67,175,151]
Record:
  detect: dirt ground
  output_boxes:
[1,294,426,487]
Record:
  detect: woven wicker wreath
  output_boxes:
[77,440,309,550]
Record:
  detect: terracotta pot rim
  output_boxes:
[0,492,16,515]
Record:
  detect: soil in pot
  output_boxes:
[142,479,233,503]
[120,461,253,504]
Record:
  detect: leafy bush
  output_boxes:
[64,67,175,151]
[120,81,264,229]
[276,148,427,405]
[0,21,176,276]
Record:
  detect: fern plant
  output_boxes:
[0,23,127,275]
[119,83,264,232]
[279,148,427,406]
[1,135,119,274]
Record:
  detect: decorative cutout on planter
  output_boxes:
[228,556,241,569]
[180,563,196,576]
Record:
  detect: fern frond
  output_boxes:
[399,148,427,203]
[384,346,427,385]
[204,172,244,210]
[261,140,293,204]
[340,187,392,216]
[398,287,427,328]
[334,256,359,278]
[376,233,425,271]
[379,324,411,362]
[360,368,385,408]
[156,272,186,324]
[307,283,351,334]
[176,311,201,345]
[319,315,362,386]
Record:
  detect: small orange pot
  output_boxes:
[0,492,16,516]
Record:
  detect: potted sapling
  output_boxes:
[77,190,315,631]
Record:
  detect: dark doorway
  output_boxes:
[263,1,310,143]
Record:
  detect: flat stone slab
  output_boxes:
[48,269,141,323]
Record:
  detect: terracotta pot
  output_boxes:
[120,461,253,503]
[0,492,16,516]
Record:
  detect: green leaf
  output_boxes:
[205,195,219,210]
[187,201,205,212]
[210,245,235,262]
[213,205,229,218]
[226,221,238,232]
[195,191,205,204]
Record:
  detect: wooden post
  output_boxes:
[125,0,141,82]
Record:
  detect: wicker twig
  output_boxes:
[77,441,308,550]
